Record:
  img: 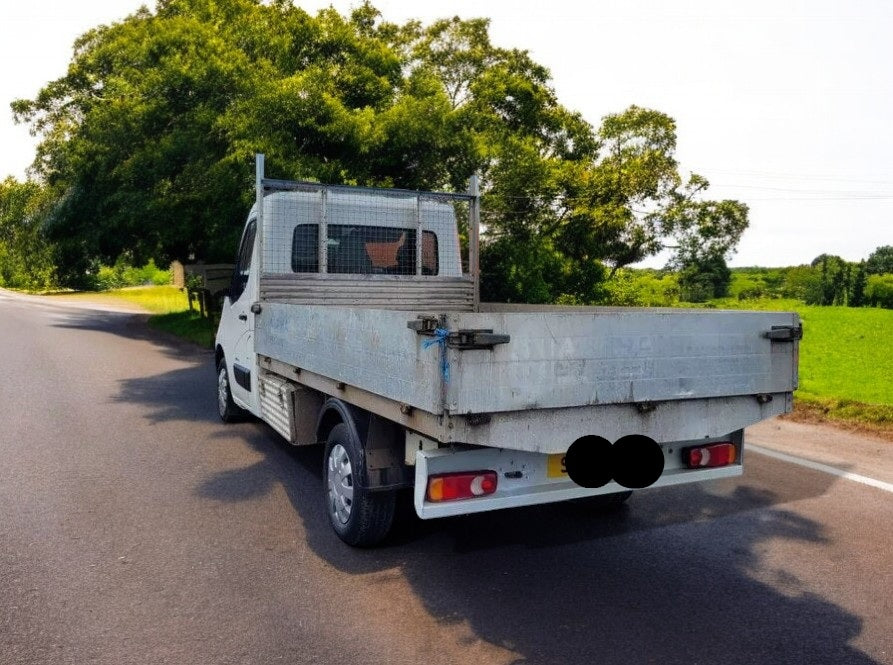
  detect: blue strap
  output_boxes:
[422,327,450,383]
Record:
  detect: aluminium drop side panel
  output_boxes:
[254,302,799,427]
[442,308,800,415]
[254,303,444,414]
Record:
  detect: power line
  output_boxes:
[695,167,893,187]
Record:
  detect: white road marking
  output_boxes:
[749,443,893,494]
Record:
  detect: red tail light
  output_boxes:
[683,442,737,469]
[427,471,498,502]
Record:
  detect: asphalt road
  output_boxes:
[1,291,891,665]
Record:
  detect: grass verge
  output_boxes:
[787,396,893,440]
[44,285,189,313]
[148,311,216,348]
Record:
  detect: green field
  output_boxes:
[709,298,892,403]
[795,306,892,405]
[708,298,893,431]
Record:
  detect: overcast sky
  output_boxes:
[2,0,891,267]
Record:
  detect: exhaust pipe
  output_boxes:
[611,435,665,489]
[564,435,613,488]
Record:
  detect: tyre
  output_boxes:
[216,358,246,423]
[324,423,396,547]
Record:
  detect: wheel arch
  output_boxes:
[316,398,369,451]
[316,398,411,491]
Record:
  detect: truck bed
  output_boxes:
[255,301,799,452]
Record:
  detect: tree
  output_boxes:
[13,0,261,277]
[677,253,731,303]
[13,1,750,298]
[866,274,893,308]
[807,254,849,305]
[566,108,748,276]
[865,245,893,275]
[0,178,56,289]
[849,262,867,307]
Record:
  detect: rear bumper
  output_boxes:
[413,435,744,519]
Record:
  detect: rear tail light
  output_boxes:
[427,471,498,502]
[683,442,738,469]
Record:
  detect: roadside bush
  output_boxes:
[730,273,766,300]
[866,274,893,309]
[599,270,645,306]
[92,259,171,291]
[677,255,731,303]
[634,271,680,306]
[0,177,57,290]
[780,265,820,301]
[737,286,765,300]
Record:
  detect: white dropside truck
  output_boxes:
[215,155,801,546]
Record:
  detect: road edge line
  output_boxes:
[748,443,893,494]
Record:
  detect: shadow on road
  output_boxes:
[50,308,210,363]
[95,315,878,665]
[192,421,876,665]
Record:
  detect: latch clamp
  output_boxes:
[407,318,510,350]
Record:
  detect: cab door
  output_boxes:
[218,219,258,412]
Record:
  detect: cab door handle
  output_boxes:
[238,313,248,321]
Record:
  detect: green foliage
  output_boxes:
[701,297,805,311]
[0,178,56,289]
[849,262,867,307]
[677,254,730,303]
[730,273,767,300]
[13,0,749,298]
[866,273,893,309]
[778,265,821,301]
[599,270,645,306]
[728,259,893,311]
[631,271,680,307]
[92,259,171,291]
[479,235,593,303]
[598,269,682,307]
[865,245,893,275]
[806,254,849,305]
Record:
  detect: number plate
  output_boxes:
[547,453,568,478]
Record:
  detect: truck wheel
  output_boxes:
[216,359,246,423]
[324,423,396,547]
